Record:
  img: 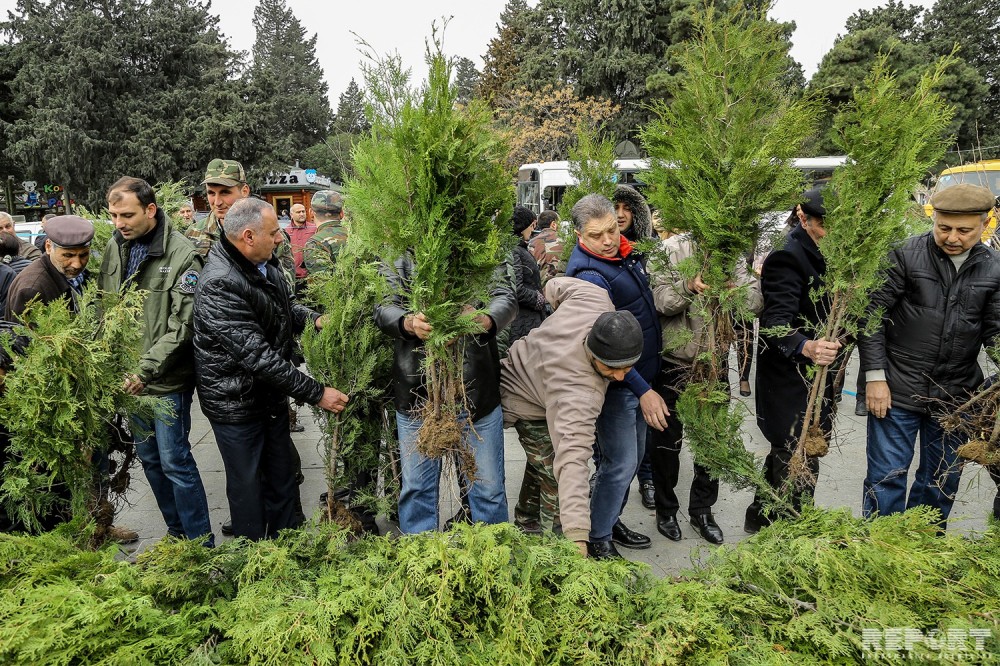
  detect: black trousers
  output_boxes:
[648,363,719,517]
[211,408,303,540]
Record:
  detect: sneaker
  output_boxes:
[855,400,868,417]
[515,519,543,535]
[108,525,139,544]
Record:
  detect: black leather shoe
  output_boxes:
[691,513,724,544]
[587,540,623,560]
[855,400,868,417]
[656,514,682,541]
[640,481,656,509]
[611,520,651,549]
[220,519,233,536]
[743,505,772,534]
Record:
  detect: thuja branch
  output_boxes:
[792,56,955,475]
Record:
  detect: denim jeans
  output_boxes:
[133,390,213,545]
[396,404,507,534]
[591,386,646,542]
[863,405,966,525]
[211,408,302,541]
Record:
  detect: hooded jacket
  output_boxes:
[858,232,1000,413]
[501,278,616,544]
[193,230,323,423]
[613,185,653,243]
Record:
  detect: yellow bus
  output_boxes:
[925,160,1000,246]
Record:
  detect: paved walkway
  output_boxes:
[118,353,997,576]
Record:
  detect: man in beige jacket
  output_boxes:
[501,277,644,559]
[648,233,762,544]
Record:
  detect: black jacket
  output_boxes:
[756,225,836,447]
[193,232,323,424]
[859,232,1000,413]
[509,239,545,345]
[374,254,517,421]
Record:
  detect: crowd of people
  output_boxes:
[1,158,999,557]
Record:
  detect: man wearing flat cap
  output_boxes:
[859,183,1000,527]
[501,278,643,558]
[6,214,95,320]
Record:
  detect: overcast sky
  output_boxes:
[1,0,938,99]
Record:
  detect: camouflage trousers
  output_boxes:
[513,419,560,532]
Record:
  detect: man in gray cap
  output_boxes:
[859,183,1000,526]
[303,190,347,276]
[500,277,644,559]
[6,214,95,319]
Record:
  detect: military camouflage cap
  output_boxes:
[931,183,996,215]
[203,158,247,187]
[311,189,343,214]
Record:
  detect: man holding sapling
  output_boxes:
[374,255,517,534]
[649,233,763,544]
[501,278,644,558]
[101,176,213,545]
[193,197,349,540]
[859,183,1000,526]
[564,193,670,558]
[746,187,841,533]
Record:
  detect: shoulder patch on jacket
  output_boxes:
[179,268,199,294]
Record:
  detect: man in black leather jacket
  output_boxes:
[860,183,1000,527]
[374,253,517,534]
[193,198,348,540]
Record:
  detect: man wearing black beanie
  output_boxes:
[501,277,643,558]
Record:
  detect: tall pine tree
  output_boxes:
[0,0,241,207]
[244,0,332,176]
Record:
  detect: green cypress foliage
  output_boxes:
[301,247,394,528]
[0,286,165,536]
[638,4,819,506]
[792,56,955,476]
[1,510,999,662]
[346,40,512,460]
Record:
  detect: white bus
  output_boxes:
[515,156,847,215]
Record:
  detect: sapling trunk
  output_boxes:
[784,57,955,486]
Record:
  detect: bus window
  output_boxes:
[517,168,540,214]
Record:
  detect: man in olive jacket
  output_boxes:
[102,176,213,545]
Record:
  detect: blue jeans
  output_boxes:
[591,386,646,542]
[863,405,966,526]
[396,404,507,534]
[133,390,213,545]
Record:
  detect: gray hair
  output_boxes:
[224,198,273,239]
[0,211,12,225]
[571,194,615,232]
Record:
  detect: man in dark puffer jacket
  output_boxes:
[194,198,349,540]
[860,183,1000,527]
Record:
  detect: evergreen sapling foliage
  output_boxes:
[0,286,165,539]
[302,247,394,530]
[639,4,819,508]
[346,38,512,465]
[791,56,955,482]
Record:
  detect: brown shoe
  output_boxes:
[108,525,139,544]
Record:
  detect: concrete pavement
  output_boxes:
[117,351,998,576]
